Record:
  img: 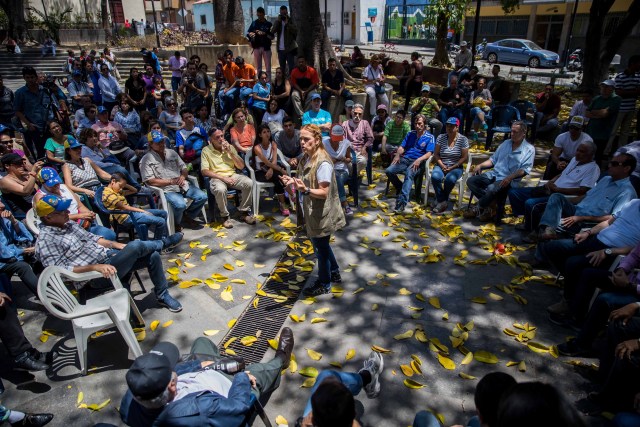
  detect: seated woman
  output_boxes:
[252,124,291,216]
[193,104,217,134]
[342,46,364,75]
[44,120,72,168]
[271,67,291,114]
[251,71,271,125]
[113,98,141,148]
[323,125,353,215]
[430,117,469,214]
[468,77,492,141]
[0,126,32,171]
[62,137,111,199]
[230,107,256,155]
[158,97,183,142]
[0,154,43,219]
[262,98,285,135]
[34,166,116,240]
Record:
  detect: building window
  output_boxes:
[343,12,350,25]
[200,14,206,25]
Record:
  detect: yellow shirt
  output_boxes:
[102,186,129,224]
[201,144,238,177]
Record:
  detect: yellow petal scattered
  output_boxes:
[162,320,173,328]
[438,353,456,370]
[230,279,246,284]
[399,287,412,295]
[77,392,84,406]
[166,267,180,275]
[299,367,319,378]
[240,336,258,346]
[227,318,237,328]
[400,364,414,377]
[345,349,356,360]
[311,317,328,324]
[474,350,499,364]
[306,348,323,361]
[403,378,426,389]
[471,297,487,304]
[371,345,392,354]
[301,377,316,388]
[461,352,473,365]
[459,372,477,380]
[86,399,110,411]
[254,263,266,268]
[223,263,235,271]
[518,360,527,372]
[150,320,160,331]
[428,297,441,309]
[204,330,220,336]
[394,330,414,340]
[314,307,330,314]
[275,415,288,426]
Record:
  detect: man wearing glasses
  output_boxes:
[342,104,373,175]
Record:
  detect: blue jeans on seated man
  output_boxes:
[386,157,423,207]
[101,164,142,191]
[164,188,208,225]
[438,107,463,134]
[219,87,239,116]
[430,165,462,203]
[533,111,559,138]
[507,187,550,231]
[302,370,363,417]
[89,223,117,241]
[121,209,168,240]
[320,89,353,109]
[466,173,510,209]
[105,240,169,299]
[239,87,253,103]
[335,169,350,203]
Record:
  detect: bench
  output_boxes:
[509,70,572,86]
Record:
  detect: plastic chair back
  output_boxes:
[485,106,521,150]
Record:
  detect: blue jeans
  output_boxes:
[537,236,609,283]
[538,193,577,229]
[386,157,422,206]
[438,108,463,134]
[171,76,181,92]
[335,169,350,203]
[122,209,168,240]
[469,107,486,126]
[106,240,167,299]
[507,187,550,231]
[302,370,363,416]
[239,87,253,103]
[219,87,238,116]
[320,89,353,108]
[101,164,141,191]
[612,413,640,427]
[89,223,116,240]
[164,187,207,225]
[430,166,462,203]
[311,235,339,286]
[466,173,509,209]
[413,411,441,427]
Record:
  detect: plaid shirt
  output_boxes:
[35,222,109,271]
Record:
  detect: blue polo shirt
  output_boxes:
[13,85,55,129]
[575,176,636,217]
[401,131,435,160]
[598,199,640,248]
[302,109,332,136]
[485,139,535,185]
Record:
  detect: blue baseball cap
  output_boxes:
[147,130,165,144]
[37,167,62,187]
[446,117,460,126]
[310,93,321,101]
[421,84,431,92]
[34,194,72,217]
[64,136,82,149]
[0,124,9,134]
[97,106,108,114]
[72,69,82,76]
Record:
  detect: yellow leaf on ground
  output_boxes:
[400,364,414,377]
[314,307,330,314]
[227,318,237,328]
[77,392,84,405]
[220,288,234,302]
[275,415,288,425]
[459,372,477,380]
[235,260,245,267]
[415,330,428,342]
[428,297,441,309]
[268,339,278,350]
[438,353,456,370]
[527,342,550,354]
[345,349,356,360]
[403,378,426,389]
[518,360,527,372]
[371,345,392,354]
[461,352,473,365]
[166,267,180,275]
[306,348,323,361]
[240,336,258,346]
[442,312,449,321]
[184,262,196,268]
[471,297,487,304]
[135,329,146,342]
[371,303,379,311]
[394,330,414,340]
[488,292,504,301]
[223,263,235,271]
[301,378,316,388]
[399,287,412,295]
[254,264,266,268]
[353,287,364,295]
[311,317,328,324]
[224,337,237,348]
[474,350,499,364]
[230,279,246,284]
[150,320,160,331]
[204,330,220,336]
[162,320,173,328]
[225,349,237,356]
[411,360,423,375]
[86,399,111,411]
[299,367,319,377]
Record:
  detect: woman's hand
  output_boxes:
[84,189,96,198]
[265,168,273,180]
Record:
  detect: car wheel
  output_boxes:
[487,53,498,64]
[528,57,540,68]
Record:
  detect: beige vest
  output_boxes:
[298,157,346,238]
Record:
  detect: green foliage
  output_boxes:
[500,0,522,14]
[28,5,73,42]
[422,0,471,32]
[0,8,7,29]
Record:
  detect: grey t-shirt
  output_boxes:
[275,129,301,159]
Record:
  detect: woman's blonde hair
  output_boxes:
[299,125,333,186]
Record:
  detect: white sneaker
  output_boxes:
[360,351,384,398]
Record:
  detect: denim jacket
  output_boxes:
[0,217,34,268]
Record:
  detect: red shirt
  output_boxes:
[290,66,319,91]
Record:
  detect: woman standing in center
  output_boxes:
[281,124,346,297]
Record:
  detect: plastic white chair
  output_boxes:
[37,266,144,375]
[149,176,209,235]
[244,148,291,215]
[424,152,473,208]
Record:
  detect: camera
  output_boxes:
[186,76,195,84]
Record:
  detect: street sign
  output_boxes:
[177,8,187,17]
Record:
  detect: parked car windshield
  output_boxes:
[522,41,543,51]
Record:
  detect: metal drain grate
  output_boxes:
[218,234,315,363]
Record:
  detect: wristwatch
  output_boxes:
[604,248,613,256]
[302,189,311,196]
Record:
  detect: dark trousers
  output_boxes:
[0,261,38,296]
[0,295,32,359]
[577,290,639,348]
[404,80,423,113]
[188,337,283,399]
[311,235,339,286]
[255,169,285,194]
[598,318,640,411]
[24,129,47,159]
[277,49,297,77]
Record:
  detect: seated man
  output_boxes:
[0,404,52,427]
[140,132,208,231]
[302,94,332,137]
[381,109,411,163]
[290,57,320,120]
[465,121,534,223]
[534,153,636,241]
[370,104,391,152]
[539,199,640,326]
[410,84,442,136]
[532,83,561,142]
[275,116,302,168]
[560,91,592,132]
[233,57,257,104]
[386,114,435,214]
[218,51,240,119]
[437,76,465,133]
[120,328,294,427]
[342,104,373,175]
[175,108,207,167]
[615,140,640,195]
[320,57,352,110]
[509,140,600,236]
[34,194,183,312]
[103,172,179,248]
[0,198,38,296]
[545,116,593,180]
[201,128,256,229]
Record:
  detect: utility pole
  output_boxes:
[470,0,481,67]
[150,0,161,47]
[340,0,344,50]
[562,0,579,70]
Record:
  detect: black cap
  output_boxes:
[126,342,180,400]
[1,153,23,166]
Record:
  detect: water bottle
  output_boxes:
[206,357,245,374]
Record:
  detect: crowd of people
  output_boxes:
[0,11,638,425]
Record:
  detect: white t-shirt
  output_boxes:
[316,161,333,183]
[553,131,593,160]
[323,139,352,172]
[554,157,600,189]
[173,369,233,402]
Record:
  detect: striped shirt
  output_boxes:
[614,71,640,112]
[383,120,410,147]
[102,186,129,224]
[436,133,469,167]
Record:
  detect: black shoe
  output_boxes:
[14,351,50,372]
[302,280,330,297]
[549,312,581,331]
[29,348,53,365]
[276,327,294,369]
[330,270,342,283]
[393,203,406,215]
[12,413,54,427]
[558,338,593,357]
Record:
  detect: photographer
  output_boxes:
[179,61,209,112]
[120,329,293,427]
[272,5,298,77]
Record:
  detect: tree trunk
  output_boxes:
[580,0,640,90]
[0,0,27,40]
[100,0,112,43]
[430,12,451,67]
[214,0,246,45]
